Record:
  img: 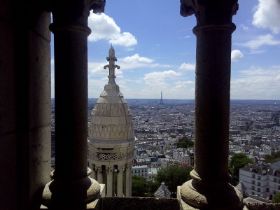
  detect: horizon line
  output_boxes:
[50,98,280,101]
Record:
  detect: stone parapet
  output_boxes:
[96,197,180,210]
[243,197,280,210]
[40,196,280,210]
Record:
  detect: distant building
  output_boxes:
[132,165,149,179]
[239,161,280,201]
[88,46,134,197]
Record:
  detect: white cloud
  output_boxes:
[179,63,195,71]
[88,54,169,75]
[144,70,181,86]
[242,34,280,50]
[87,55,196,98]
[119,54,154,70]
[119,54,170,70]
[110,32,137,47]
[88,61,124,80]
[253,0,280,34]
[231,49,244,62]
[231,66,280,99]
[174,80,194,89]
[121,54,153,64]
[88,78,108,97]
[138,70,194,99]
[88,62,106,74]
[88,12,137,47]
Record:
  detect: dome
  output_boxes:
[88,46,134,197]
[89,82,134,142]
[88,46,134,144]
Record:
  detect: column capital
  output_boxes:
[90,0,106,13]
[50,0,105,29]
[180,0,239,26]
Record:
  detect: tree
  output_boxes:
[229,153,253,184]
[132,176,158,197]
[265,151,280,163]
[176,136,194,149]
[155,164,192,196]
[272,192,280,203]
[132,176,148,196]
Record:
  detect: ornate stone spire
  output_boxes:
[104,45,120,84]
[88,46,134,197]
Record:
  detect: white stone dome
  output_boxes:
[89,82,134,142]
[88,46,134,165]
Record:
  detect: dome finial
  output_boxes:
[104,45,120,84]
[109,44,115,58]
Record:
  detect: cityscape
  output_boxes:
[50,98,280,201]
[3,0,280,209]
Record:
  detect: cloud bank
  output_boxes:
[88,12,137,47]
[242,34,280,50]
[253,0,280,34]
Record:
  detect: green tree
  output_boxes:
[229,153,253,184]
[176,136,194,149]
[132,176,159,197]
[132,176,147,196]
[272,192,280,203]
[265,151,280,163]
[155,164,192,195]
[145,180,159,197]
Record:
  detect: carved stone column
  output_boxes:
[106,167,113,197]
[42,1,105,209]
[125,164,132,196]
[178,1,243,210]
[97,166,103,183]
[91,166,97,180]
[117,166,124,197]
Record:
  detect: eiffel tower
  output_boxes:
[159,91,163,105]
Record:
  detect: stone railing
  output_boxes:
[80,197,280,210]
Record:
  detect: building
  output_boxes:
[2,0,278,209]
[88,46,135,197]
[132,165,149,179]
[239,161,280,200]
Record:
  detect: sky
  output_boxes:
[51,0,280,100]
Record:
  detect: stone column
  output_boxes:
[97,167,103,183]
[117,166,124,197]
[125,164,132,196]
[42,1,105,209]
[0,3,51,209]
[178,1,243,210]
[106,167,113,197]
[91,166,97,180]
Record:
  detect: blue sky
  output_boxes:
[52,0,280,99]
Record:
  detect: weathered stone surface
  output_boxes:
[0,3,51,209]
[244,197,280,210]
[97,197,180,210]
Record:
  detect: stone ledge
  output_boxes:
[40,195,280,210]
[244,197,280,210]
[95,197,180,210]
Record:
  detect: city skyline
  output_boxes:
[50,0,280,100]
